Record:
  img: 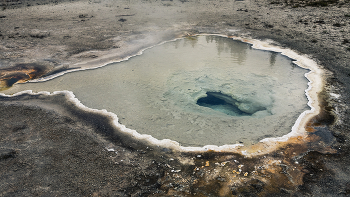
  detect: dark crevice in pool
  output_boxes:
[196,92,251,116]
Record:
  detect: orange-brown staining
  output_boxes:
[306,134,321,142]
[305,111,330,132]
[305,89,335,132]
[163,132,335,196]
[167,128,335,196]
[0,63,51,90]
[218,183,232,197]
[234,135,308,158]
[305,122,317,132]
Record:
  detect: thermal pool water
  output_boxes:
[1,35,310,146]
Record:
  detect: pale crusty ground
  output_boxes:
[1,0,350,196]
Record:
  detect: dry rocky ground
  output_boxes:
[1,0,350,196]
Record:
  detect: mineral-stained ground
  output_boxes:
[1,0,350,196]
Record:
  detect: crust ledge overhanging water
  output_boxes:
[0,34,326,157]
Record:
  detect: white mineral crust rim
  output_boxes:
[0,34,325,157]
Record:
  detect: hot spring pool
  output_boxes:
[2,35,310,146]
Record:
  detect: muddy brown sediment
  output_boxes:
[1,0,350,196]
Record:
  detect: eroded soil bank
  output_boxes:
[1,0,350,196]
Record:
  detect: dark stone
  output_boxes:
[249,179,265,193]
[342,39,349,44]
[264,23,274,28]
[29,32,50,39]
[78,14,88,18]
[0,149,17,161]
[314,20,325,24]
[231,187,237,195]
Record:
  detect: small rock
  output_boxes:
[314,20,325,24]
[0,149,17,161]
[264,23,274,28]
[29,30,50,39]
[79,14,88,18]
[237,8,248,12]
